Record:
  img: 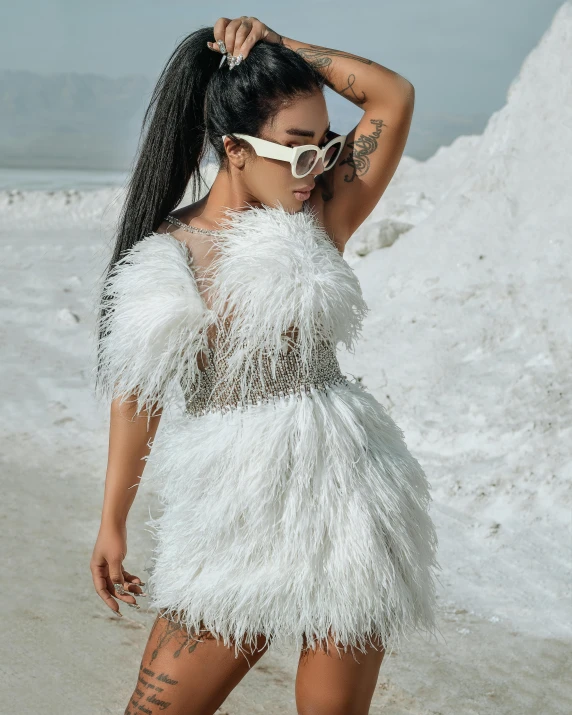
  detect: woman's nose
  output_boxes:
[312,157,325,175]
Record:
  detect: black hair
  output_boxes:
[95,26,325,393]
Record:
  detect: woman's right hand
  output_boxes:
[206,16,283,62]
[90,521,145,617]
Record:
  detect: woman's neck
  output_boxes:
[191,171,264,229]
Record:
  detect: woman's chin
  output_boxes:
[267,199,302,213]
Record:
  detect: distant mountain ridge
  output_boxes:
[0,69,152,170]
[0,68,488,170]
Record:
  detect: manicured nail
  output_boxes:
[115,611,123,618]
[128,603,141,609]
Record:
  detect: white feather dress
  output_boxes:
[94,202,442,659]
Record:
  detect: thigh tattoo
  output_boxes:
[151,611,218,661]
[124,613,219,713]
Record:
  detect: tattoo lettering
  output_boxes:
[146,692,172,709]
[340,119,386,182]
[124,663,175,713]
[124,615,220,713]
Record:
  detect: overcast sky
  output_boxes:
[0,0,565,163]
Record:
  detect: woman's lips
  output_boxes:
[293,187,313,201]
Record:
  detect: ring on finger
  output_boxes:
[127,588,148,597]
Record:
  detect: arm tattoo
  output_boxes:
[296,46,373,67]
[338,73,366,104]
[295,47,373,99]
[340,118,386,182]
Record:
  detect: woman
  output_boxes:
[91,16,441,715]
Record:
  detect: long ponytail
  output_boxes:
[112,27,220,263]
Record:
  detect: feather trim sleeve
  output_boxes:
[94,234,216,416]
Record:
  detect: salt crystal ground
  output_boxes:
[1,3,570,712]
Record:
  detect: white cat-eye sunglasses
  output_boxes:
[221,131,347,179]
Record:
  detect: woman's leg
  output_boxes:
[123,612,270,715]
[295,633,386,715]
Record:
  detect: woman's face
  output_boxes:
[227,91,330,213]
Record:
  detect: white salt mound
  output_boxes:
[344,1,571,638]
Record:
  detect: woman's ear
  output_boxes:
[223,136,249,170]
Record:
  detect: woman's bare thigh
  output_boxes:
[123,612,270,715]
[295,633,386,715]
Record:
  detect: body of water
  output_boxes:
[0,167,129,191]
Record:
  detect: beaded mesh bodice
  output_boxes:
[163,211,360,416]
[183,331,349,418]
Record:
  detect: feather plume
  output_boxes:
[204,202,370,403]
[141,379,442,660]
[94,234,216,416]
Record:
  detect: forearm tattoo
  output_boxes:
[295,46,373,101]
[340,118,386,182]
[296,45,373,67]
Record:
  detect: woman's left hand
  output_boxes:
[207,16,282,62]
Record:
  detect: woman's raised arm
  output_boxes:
[283,36,414,245]
[208,16,414,248]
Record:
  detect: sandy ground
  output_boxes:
[1,435,569,715]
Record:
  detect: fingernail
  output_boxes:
[128,603,141,609]
[115,611,123,618]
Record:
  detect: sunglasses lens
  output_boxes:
[323,142,342,169]
[295,149,318,177]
